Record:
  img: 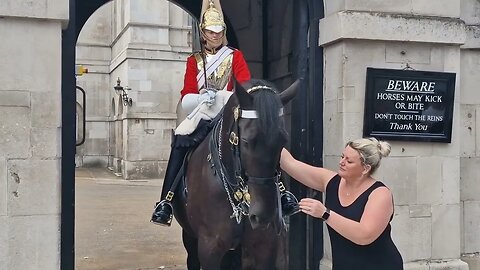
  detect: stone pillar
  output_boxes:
[0,0,68,269]
[460,1,480,269]
[320,1,468,269]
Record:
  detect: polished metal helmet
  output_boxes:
[199,0,227,45]
[201,0,225,33]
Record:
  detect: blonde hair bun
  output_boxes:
[368,137,391,158]
[346,137,391,175]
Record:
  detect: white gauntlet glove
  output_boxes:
[202,89,217,107]
[181,89,218,115]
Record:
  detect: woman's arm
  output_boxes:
[280,148,336,192]
[300,187,394,245]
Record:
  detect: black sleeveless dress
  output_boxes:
[325,174,403,270]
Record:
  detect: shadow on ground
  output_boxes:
[75,168,187,270]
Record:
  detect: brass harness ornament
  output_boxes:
[229,106,240,145]
[230,105,250,205]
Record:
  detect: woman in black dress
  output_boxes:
[280,137,403,270]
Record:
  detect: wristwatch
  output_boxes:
[321,208,331,221]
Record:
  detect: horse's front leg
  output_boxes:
[182,230,201,270]
[197,235,229,270]
[221,248,242,270]
[241,227,279,270]
[242,246,277,270]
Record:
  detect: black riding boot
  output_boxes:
[278,182,300,217]
[151,145,188,226]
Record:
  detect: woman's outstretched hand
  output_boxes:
[299,198,326,219]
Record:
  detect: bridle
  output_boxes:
[207,86,284,224]
[228,105,283,186]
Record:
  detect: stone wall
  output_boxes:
[460,0,480,269]
[320,0,479,269]
[1,0,479,269]
[76,2,113,168]
[0,0,68,269]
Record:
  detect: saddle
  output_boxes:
[170,112,225,203]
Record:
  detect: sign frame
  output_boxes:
[363,68,456,143]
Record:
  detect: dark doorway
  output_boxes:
[61,0,323,269]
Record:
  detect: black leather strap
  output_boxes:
[321,208,331,221]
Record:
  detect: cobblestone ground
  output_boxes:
[75,168,187,270]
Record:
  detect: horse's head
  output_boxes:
[222,79,298,229]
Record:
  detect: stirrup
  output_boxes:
[153,199,172,211]
[151,200,173,226]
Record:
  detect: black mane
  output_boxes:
[249,80,287,146]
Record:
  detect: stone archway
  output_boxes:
[63,0,324,269]
[70,0,196,268]
[76,0,196,179]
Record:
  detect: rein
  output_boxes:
[208,117,249,223]
[208,101,283,224]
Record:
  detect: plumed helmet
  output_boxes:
[200,0,226,33]
[199,0,228,46]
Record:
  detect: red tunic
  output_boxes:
[180,49,251,99]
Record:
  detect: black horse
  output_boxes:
[172,79,298,270]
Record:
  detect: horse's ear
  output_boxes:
[235,79,254,107]
[279,79,300,105]
[240,79,253,92]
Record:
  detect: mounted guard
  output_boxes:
[150,0,299,227]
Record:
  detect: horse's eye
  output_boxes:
[241,138,249,145]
